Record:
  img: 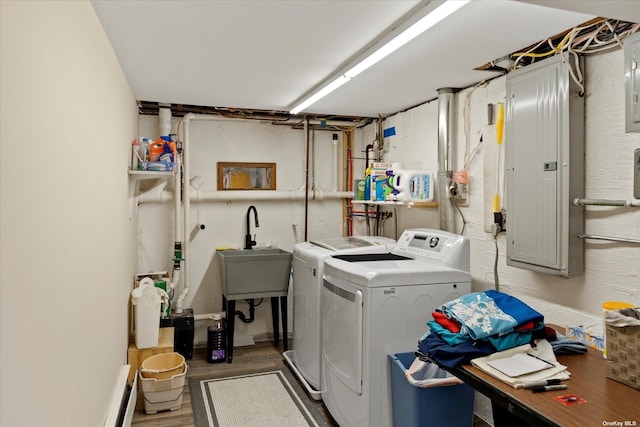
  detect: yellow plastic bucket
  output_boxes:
[602,301,634,312]
[140,352,185,380]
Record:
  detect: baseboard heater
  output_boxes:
[104,365,137,427]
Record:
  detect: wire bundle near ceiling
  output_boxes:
[511,18,639,95]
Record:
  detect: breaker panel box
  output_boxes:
[505,55,584,277]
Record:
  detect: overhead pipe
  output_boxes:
[159,107,172,137]
[137,189,354,204]
[437,88,456,233]
[154,108,182,300]
[573,198,640,207]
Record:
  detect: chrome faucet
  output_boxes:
[244,205,259,249]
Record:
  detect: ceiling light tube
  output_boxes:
[290,74,351,115]
[289,0,470,115]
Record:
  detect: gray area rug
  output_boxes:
[190,367,328,427]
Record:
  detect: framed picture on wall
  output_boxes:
[217,162,276,190]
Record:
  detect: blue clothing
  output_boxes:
[418,332,495,369]
[439,290,543,340]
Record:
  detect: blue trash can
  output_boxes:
[389,352,475,427]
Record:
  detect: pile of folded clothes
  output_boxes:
[417,290,552,368]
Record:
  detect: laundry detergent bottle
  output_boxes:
[207,314,226,363]
[364,167,372,201]
[392,170,435,202]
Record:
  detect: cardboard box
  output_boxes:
[127,327,174,383]
[605,310,640,389]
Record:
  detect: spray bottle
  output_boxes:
[131,139,141,170]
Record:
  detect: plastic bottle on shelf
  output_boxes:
[140,138,150,162]
[364,167,372,201]
[207,314,226,363]
[149,139,165,162]
[159,141,174,163]
[131,139,140,170]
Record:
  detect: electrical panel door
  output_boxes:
[505,55,584,277]
[625,31,640,133]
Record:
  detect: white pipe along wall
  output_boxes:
[136,114,345,345]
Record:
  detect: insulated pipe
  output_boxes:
[437,88,455,233]
[175,113,195,313]
[157,107,183,294]
[137,189,355,204]
[168,151,182,292]
[159,107,172,137]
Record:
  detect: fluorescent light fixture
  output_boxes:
[290,0,470,115]
[290,75,351,116]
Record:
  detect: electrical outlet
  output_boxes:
[634,148,640,199]
[452,182,469,206]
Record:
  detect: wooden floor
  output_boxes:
[131,341,338,427]
[131,341,491,427]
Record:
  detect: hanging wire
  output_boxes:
[510,19,639,95]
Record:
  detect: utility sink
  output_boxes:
[217,248,293,299]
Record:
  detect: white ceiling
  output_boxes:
[91,0,639,118]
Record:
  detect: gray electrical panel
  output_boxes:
[625,31,640,133]
[505,55,584,277]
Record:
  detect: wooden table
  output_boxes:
[448,331,640,426]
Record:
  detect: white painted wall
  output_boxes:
[0,2,138,426]
[355,48,640,423]
[137,117,344,345]
[4,3,632,425]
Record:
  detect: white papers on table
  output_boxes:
[471,339,570,388]
[486,353,554,377]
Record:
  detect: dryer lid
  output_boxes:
[310,236,381,251]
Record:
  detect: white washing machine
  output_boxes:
[321,229,471,427]
[284,236,395,399]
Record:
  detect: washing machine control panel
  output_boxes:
[393,228,467,263]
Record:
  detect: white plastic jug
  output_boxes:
[131,278,162,349]
[391,170,435,202]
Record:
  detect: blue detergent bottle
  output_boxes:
[364,167,372,201]
[159,137,174,163]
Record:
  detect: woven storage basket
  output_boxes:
[605,308,640,390]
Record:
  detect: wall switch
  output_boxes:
[634,148,640,199]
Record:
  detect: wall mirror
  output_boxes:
[217,162,276,190]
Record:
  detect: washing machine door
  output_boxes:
[322,274,363,395]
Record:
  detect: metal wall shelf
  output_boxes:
[352,200,438,208]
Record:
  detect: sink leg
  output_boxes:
[280,296,288,351]
[271,297,279,345]
[226,299,235,363]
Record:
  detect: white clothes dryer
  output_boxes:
[284,236,395,399]
[321,229,471,427]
